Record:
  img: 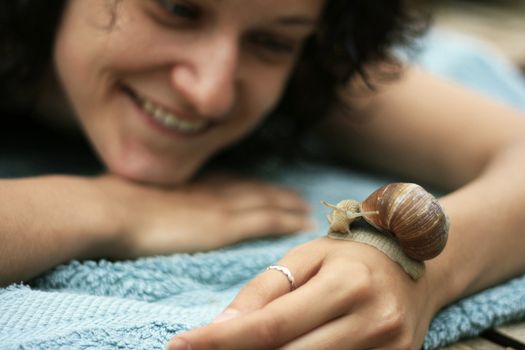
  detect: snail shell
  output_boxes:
[359,183,449,261]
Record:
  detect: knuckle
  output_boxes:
[344,262,374,298]
[209,195,227,208]
[255,316,286,348]
[322,268,348,291]
[199,335,224,350]
[397,337,416,350]
[200,209,236,247]
[238,281,270,304]
[264,186,304,208]
[318,276,348,305]
[264,213,285,231]
[317,262,374,308]
[391,334,414,350]
[377,305,406,338]
[258,190,277,204]
[273,190,298,204]
[214,206,233,225]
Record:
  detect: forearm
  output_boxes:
[324,68,525,190]
[426,139,525,309]
[0,176,119,286]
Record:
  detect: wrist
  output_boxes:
[0,175,126,284]
[57,175,126,260]
[421,255,465,314]
[84,175,132,259]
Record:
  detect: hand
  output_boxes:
[93,173,313,259]
[167,237,441,350]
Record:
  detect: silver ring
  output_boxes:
[266,265,296,291]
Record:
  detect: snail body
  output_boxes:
[323,200,366,234]
[323,183,449,262]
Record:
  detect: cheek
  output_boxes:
[53,4,113,118]
[245,65,293,119]
[53,0,146,101]
[226,62,296,148]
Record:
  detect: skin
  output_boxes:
[53,0,323,185]
[3,0,525,349]
[0,0,320,286]
[166,70,525,349]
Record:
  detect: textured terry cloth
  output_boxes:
[1,31,525,350]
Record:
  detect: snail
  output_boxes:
[322,183,449,262]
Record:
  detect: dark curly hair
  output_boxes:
[0,0,427,169]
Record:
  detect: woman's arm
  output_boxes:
[0,174,312,287]
[319,67,525,304]
[165,68,525,350]
[437,141,525,303]
[320,67,525,190]
[0,175,119,286]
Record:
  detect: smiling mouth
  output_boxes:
[123,86,210,134]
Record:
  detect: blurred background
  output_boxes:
[424,0,525,74]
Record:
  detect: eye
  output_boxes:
[249,33,295,54]
[156,0,200,20]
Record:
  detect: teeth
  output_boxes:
[137,95,207,133]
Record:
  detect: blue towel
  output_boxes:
[1,30,525,349]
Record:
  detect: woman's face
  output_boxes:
[54,0,323,185]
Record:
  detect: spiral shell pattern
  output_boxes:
[360,183,449,261]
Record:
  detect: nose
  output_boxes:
[170,36,239,119]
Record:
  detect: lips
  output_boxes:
[122,85,211,134]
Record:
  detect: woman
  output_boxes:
[1,0,525,349]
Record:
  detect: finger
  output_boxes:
[279,312,392,350]
[224,184,311,214]
[168,263,370,350]
[255,185,311,213]
[214,242,325,319]
[195,173,312,214]
[228,209,316,240]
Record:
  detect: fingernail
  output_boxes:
[211,308,240,324]
[166,338,192,350]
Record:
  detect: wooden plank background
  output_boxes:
[425,0,525,73]
[439,321,525,349]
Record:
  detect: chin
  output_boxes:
[113,169,190,187]
[106,155,200,187]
